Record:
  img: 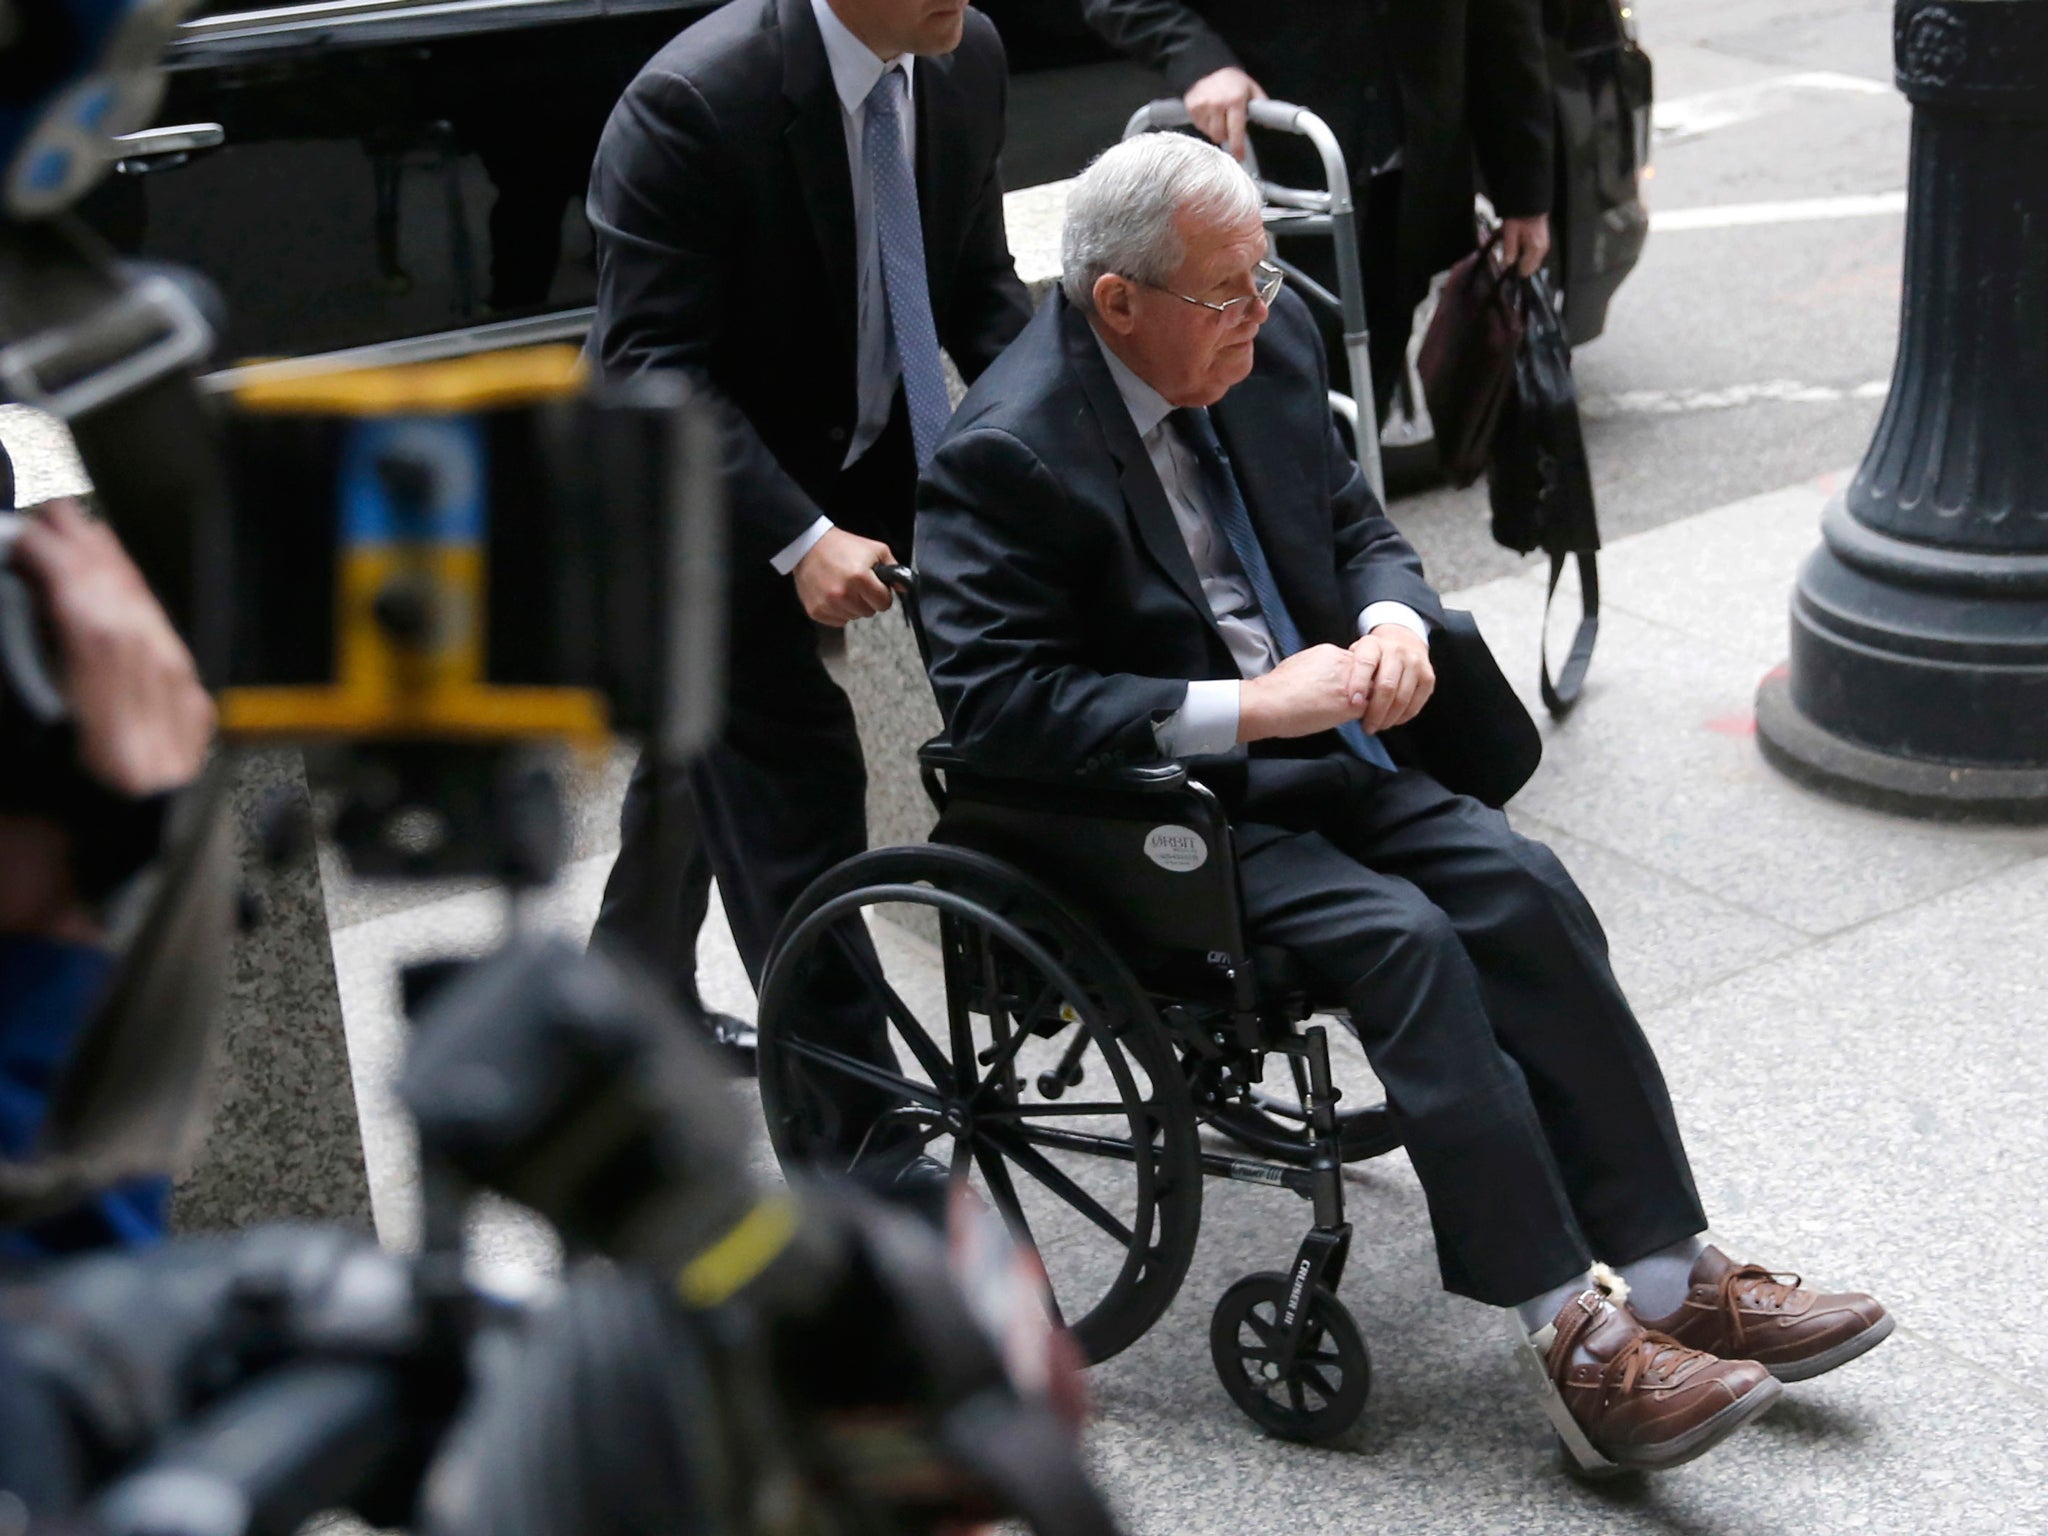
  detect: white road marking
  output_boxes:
[1651,191,1907,232]
[1653,70,1894,145]
[1580,379,1888,420]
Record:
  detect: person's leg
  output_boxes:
[1325,769,1709,1268]
[1237,805,1775,1469]
[1234,822,1593,1306]
[591,749,716,1019]
[688,604,898,1157]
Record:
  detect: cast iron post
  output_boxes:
[1755,0,2048,819]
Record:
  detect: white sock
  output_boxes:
[1615,1234,1709,1320]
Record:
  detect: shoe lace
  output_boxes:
[1609,1328,1703,1396]
[1717,1264,1803,1352]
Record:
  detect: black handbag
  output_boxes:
[1485,271,1601,719]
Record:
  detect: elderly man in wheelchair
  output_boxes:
[751,132,1890,1473]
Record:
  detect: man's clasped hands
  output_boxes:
[1237,626,1433,745]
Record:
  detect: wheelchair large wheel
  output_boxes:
[757,844,1203,1364]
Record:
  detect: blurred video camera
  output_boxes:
[1,936,1114,1536]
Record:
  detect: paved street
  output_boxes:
[7,0,2045,1530]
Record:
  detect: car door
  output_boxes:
[85,0,712,365]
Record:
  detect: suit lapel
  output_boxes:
[1059,301,1231,654]
[778,0,857,367]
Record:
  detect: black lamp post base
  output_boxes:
[1756,671,2048,824]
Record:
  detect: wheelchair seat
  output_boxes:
[921,737,1339,1016]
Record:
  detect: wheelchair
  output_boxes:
[755,570,1402,1445]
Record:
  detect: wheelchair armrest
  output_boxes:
[917,736,1188,811]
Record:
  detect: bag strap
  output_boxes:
[1539,548,1599,719]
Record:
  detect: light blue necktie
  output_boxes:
[1175,407,1396,770]
[863,69,950,469]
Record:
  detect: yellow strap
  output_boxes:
[675,1196,798,1308]
[229,345,586,416]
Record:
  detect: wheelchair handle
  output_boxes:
[872,560,934,672]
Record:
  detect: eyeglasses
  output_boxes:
[1125,259,1285,319]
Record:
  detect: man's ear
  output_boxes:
[1091,273,1137,335]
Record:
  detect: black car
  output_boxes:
[89,0,1647,370]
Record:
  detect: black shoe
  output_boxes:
[867,1153,952,1229]
[704,1010,757,1077]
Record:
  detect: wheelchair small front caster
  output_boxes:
[1209,1271,1370,1442]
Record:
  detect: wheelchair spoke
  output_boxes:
[776,1037,949,1111]
[939,916,987,1098]
[972,1140,1063,1330]
[978,1124,1137,1251]
[1286,1379,1307,1414]
[825,920,954,1089]
[1302,1367,1339,1403]
[976,1100,1162,1120]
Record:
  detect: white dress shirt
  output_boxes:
[1091,333,1428,757]
[771,0,918,576]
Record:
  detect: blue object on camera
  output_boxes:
[0,934,169,1261]
[0,0,199,222]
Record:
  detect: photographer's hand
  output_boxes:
[11,499,214,797]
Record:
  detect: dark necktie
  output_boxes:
[863,69,950,468]
[1173,407,1395,769]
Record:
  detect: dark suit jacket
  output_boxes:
[586,0,1030,568]
[1079,0,1553,302]
[915,288,1539,816]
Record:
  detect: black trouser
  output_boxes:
[592,403,913,1147]
[592,753,718,1020]
[1235,766,1706,1306]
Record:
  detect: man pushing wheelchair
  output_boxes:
[909,132,1891,1473]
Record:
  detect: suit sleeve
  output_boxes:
[586,67,823,559]
[1078,0,1244,96]
[938,28,1032,382]
[1466,0,1555,219]
[917,427,1190,778]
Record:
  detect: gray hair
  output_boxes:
[1060,132,1264,313]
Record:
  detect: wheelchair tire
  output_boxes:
[1209,1272,1371,1443]
[757,844,1204,1366]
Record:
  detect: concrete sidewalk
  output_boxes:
[320,465,2048,1532]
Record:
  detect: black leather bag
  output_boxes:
[1393,609,1543,809]
[1486,272,1601,719]
[1416,233,1524,489]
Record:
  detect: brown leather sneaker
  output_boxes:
[1544,1289,1781,1471]
[1627,1246,1894,1383]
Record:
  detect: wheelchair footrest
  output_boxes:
[1506,1315,1622,1477]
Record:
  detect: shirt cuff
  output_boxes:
[771,516,834,576]
[1359,601,1431,643]
[1153,678,1242,759]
